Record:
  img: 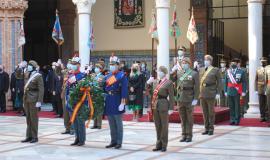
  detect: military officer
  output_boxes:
[224,58,247,125]
[104,55,128,149]
[219,59,227,107]
[200,55,221,135]
[91,63,105,129]
[255,58,267,122]
[174,57,199,143]
[21,60,44,143]
[151,66,174,152]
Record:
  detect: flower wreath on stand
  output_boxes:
[69,75,104,127]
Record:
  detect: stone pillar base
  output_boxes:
[245,102,260,118]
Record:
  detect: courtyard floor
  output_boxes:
[0,116,270,160]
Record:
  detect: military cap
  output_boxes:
[182,57,191,65]
[260,57,268,62]
[71,56,81,64]
[159,66,168,74]
[220,59,226,63]
[231,58,240,63]
[28,60,39,68]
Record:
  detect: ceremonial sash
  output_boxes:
[24,72,41,91]
[200,66,214,92]
[151,78,168,106]
[227,69,242,94]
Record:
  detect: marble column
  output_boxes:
[72,0,95,68]
[246,0,264,116]
[155,0,170,77]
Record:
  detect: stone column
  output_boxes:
[246,0,264,116]
[155,0,170,77]
[72,0,95,68]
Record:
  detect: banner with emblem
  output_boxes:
[114,0,145,28]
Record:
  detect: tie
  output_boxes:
[205,67,208,71]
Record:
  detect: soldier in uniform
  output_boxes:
[255,58,267,122]
[21,60,44,143]
[91,63,105,129]
[104,55,128,149]
[173,57,199,143]
[219,59,227,107]
[224,58,247,125]
[151,66,174,152]
[200,55,221,135]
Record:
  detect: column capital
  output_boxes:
[247,0,265,4]
[0,0,28,10]
[72,0,96,14]
[155,0,170,8]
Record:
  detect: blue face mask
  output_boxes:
[94,68,100,74]
[70,64,78,71]
[182,64,190,71]
[67,64,71,70]
[110,65,117,72]
[27,65,33,72]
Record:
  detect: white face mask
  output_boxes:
[158,71,165,79]
[109,65,117,72]
[27,65,33,72]
[182,64,190,70]
[204,60,211,67]
[220,63,226,68]
[52,66,56,70]
[94,68,100,74]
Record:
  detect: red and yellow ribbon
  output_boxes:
[70,87,94,128]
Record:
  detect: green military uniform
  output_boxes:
[199,65,221,135]
[219,59,227,107]
[152,66,174,152]
[22,60,44,143]
[224,63,246,125]
[174,58,199,142]
[256,58,267,121]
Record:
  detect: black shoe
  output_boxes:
[30,138,38,143]
[21,137,32,143]
[208,131,214,135]
[161,148,167,152]
[114,144,122,149]
[91,126,97,129]
[71,139,79,146]
[106,143,117,148]
[202,131,208,135]
[152,148,162,151]
[179,137,186,142]
[230,122,235,125]
[186,138,192,142]
[61,131,70,134]
[77,142,85,146]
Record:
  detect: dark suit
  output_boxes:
[0,71,9,112]
[52,72,63,116]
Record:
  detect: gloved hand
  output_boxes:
[215,94,220,100]
[52,91,56,96]
[118,103,125,111]
[191,99,198,106]
[12,88,15,92]
[225,92,228,97]
[242,92,246,97]
[36,102,42,108]
[147,77,155,84]
[168,110,174,115]
[171,65,179,72]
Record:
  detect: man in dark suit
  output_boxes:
[0,65,10,113]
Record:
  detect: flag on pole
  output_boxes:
[52,10,64,45]
[18,21,25,48]
[87,21,95,51]
[148,9,159,43]
[187,8,199,44]
[170,2,181,38]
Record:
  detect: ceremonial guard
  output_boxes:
[104,56,128,149]
[224,58,247,125]
[66,56,86,146]
[256,58,267,122]
[151,66,174,152]
[91,63,105,129]
[21,60,44,143]
[200,55,221,135]
[173,57,199,143]
[219,59,227,107]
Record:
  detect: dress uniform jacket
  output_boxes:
[255,67,267,120]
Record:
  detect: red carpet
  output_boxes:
[217,118,269,127]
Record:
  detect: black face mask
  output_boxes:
[231,64,237,69]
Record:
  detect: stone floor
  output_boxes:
[0,116,270,160]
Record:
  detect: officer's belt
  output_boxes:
[158,95,168,99]
[106,90,120,95]
[202,83,216,87]
[180,87,193,90]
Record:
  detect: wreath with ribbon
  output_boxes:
[69,76,104,128]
